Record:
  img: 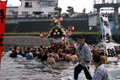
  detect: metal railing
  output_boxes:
[95,0,115,4]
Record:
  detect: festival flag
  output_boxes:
[71,26,74,31]
[48,31,50,34]
[0,0,7,66]
[59,16,63,22]
[40,33,43,38]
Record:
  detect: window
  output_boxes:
[40,1,48,6]
[25,2,32,8]
[48,1,55,6]
[22,12,28,16]
[9,10,14,13]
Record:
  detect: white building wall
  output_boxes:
[6,7,18,15]
[40,7,56,14]
[18,0,57,15]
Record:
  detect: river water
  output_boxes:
[0,54,120,80]
[0,54,76,80]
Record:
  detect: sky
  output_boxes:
[7,0,94,13]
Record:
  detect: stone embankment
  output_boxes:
[3,36,50,51]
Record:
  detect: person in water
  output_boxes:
[47,53,55,64]
[74,36,92,80]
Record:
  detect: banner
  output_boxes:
[0,0,7,66]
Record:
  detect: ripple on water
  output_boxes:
[0,55,74,80]
[1,55,120,80]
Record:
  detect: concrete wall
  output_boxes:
[5,19,99,32]
[3,36,50,51]
[3,34,101,51]
[5,24,18,32]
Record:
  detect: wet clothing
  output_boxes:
[18,51,25,57]
[37,53,42,59]
[93,64,111,80]
[74,43,92,80]
[25,53,33,60]
[37,53,48,61]
[41,54,48,61]
[9,51,17,58]
[58,53,62,58]
[33,53,38,58]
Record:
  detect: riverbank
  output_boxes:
[3,32,120,51]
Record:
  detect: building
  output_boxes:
[6,7,18,17]
[18,0,58,16]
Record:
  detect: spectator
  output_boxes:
[92,54,111,80]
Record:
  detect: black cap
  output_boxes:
[76,36,84,40]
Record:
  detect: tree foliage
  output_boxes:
[66,6,75,14]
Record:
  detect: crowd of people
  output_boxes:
[2,36,120,80]
[7,45,78,64]
[6,12,88,19]
[6,11,120,20]
[5,43,120,65]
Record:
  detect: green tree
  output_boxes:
[82,8,86,13]
[66,6,75,14]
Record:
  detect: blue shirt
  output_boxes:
[25,53,33,60]
[76,43,92,65]
[93,64,111,80]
